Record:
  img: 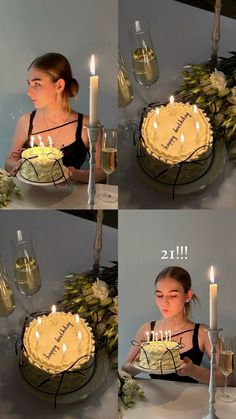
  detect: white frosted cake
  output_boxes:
[139,340,181,371]
[21,146,64,183]
[20,312,95,395]
[139,102,213,185]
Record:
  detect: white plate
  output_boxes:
[18,347,109,405]
[16,166,70,186]
[133,360,185,375]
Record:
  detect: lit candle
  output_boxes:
[30,135,34,148]
[155,332,158,342]
[196,121,200,141]
[75,314,80,326]
[180,133,184,151]
[37,317,42,327]
[160,330,163,341]
[89,54,99,127]
[155,107,160,117]
[35,330,40,348]
[209,265,217,330]
[146,331,150,343]
[168,330,171,341]
[48,136,52,147]
[62,343,67,360]
[51,305,56,314]
[77,331,82,348]
[169,95,175,116]
[165,330,168,341]
[193,104,198,118]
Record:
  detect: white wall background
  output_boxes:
[118,0,236,118]
[118,210,236,371]
[0,0,117,168]
[0,210,117,329]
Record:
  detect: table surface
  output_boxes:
[0,211,118,419]
[4,178,118,209]
[122,378,236,419]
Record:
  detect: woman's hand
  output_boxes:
[177,356,194,377]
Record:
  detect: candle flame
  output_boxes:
[180,133,185,145]
[210,265,215,284]
[169,95,174,105]
[17,229,23,242]
[51,305,56,314]
[193,104,198,114]
[90,54,96,76]
[196,121,200,131]
[37,317,42,326]
[62,343,67,353]
[35,330,40,339]
[155,107,160,116]
[153,121,158,129]
[75,314,80,324]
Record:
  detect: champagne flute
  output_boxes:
[98,129,117,203]
[218,336,235,403]
[129,19,159,105]
[0,255,17,351]
[11,229,41,315]
[118,48,138,139]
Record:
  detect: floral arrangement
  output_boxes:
[118,370,145,412]
[177,52,236,153]
[58,262,118,355]
[0,169,21,207]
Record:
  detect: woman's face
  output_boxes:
[27,67,60,109]
[155,276,192,319]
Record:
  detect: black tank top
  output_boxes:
[149,321,203,383]
[26,111,88,169]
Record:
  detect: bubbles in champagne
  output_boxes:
[14,256,41,296]
[132,47,159,86]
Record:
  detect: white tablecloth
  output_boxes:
[4,179,118,209]
[122,378,236,419]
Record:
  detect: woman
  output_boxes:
[5,52,105,183]
[123,266,235,386]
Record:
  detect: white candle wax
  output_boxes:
[37,317,42,327]
[51,305,56,314]
[89,54,99,127]
[48,136,52,147]
[168,330,171,341]
[165,330,168,341]
[209,266,217,329]
[155,107,160,117]
[75,314,80,325]
[146,331,150,343]
[169,95,175,116]
[151,331,154,341]
[169,95,174,105]
[155,332,158,342]
[193,104,198,117]
[30,135,34,148]
[77,331,82,347]
[160,330,163,341]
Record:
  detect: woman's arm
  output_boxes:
[68,116,106,183]
[5,114,29,173]
[122,322,150,377]
[178,324,236,386]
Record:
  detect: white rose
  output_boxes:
[91,277,109,301]
[210,69,227,92]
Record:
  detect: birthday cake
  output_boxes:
[20,312,95,395]
[139,102,213,185]
[139,340,181,371]
[20,146,64,183]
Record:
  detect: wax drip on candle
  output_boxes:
[48,136,52,147]
[30,135,34,148]
[196,121,200,141]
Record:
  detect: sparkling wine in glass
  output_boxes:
[11,229,41,315]
[98,130,117,203]
[0,255,17,351]
[129,19,159,105]
[218,336,235,403]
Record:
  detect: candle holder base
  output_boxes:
[202,413,220,419]
[85,124,102,208]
